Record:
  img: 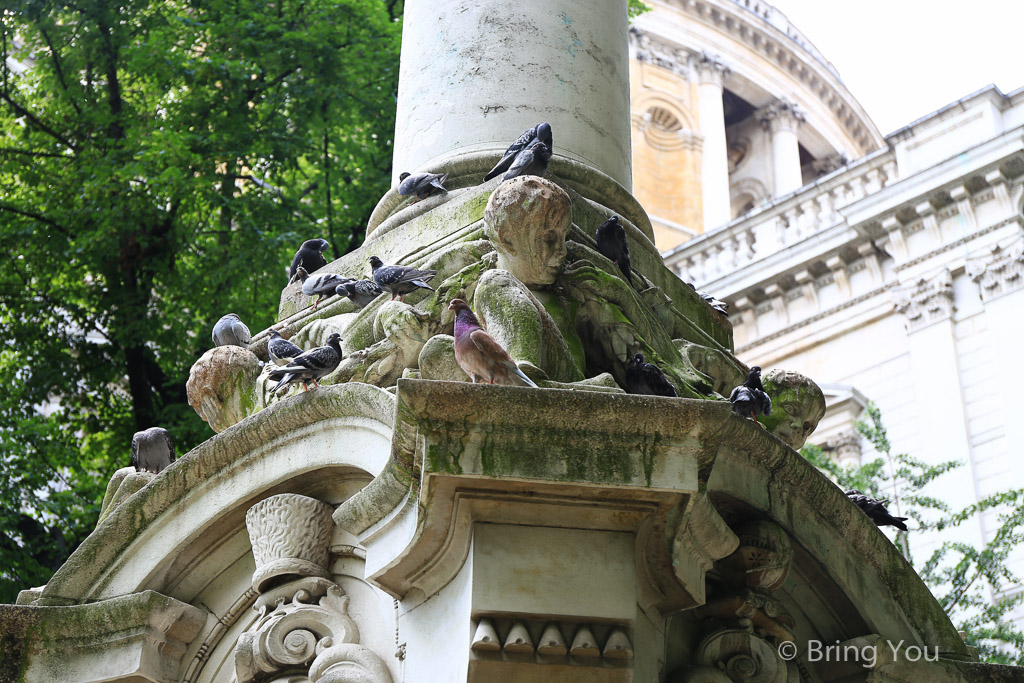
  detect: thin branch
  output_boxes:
[0,91,77,151]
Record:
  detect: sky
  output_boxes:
[767,0,1024,135]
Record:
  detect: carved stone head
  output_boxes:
[484,176,571,287]
[761,369,826,450]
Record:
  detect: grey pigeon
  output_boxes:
[337,280,385,309]
[502,138,551,181]
[268,329,303,367]
[295,266,354,309]
[595,215,633,285]
[484,122,553,181]
[267,332,344,393]
[369,256,437,301]
[729,366,772,426]
[212,313,251,348]
[845,489,909,531]
[289,238,330,282]
[625,353,678,397]
[131,427,175,474]
[686,283,728,315]
[398,172,448,202]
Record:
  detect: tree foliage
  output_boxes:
[802,403,1024,664]
[0,0,401,602]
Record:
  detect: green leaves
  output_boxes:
[0,0,401,600]
[801,401,1024,664]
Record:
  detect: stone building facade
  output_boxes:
[644,0,1024,604]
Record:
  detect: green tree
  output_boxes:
[802,403,1024,664]
[0,0,401,602]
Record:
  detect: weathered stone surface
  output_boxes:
[418,334,469,382]
[246,494,335,591]
[760,368,826,449]
[186,344,262,433]
[97,466,155,525]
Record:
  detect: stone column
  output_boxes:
[695,51,731,231]
[759,99,806,197]
[393,0,631,189]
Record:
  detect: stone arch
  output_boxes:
[730,177,768,219]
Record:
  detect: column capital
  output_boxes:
[758,99,806,134]
[693,50,730,86]
[629,27,689,77]
[893,269,954,331]
[966,234,1024,302]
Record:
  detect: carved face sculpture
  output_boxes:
[484,176,571,287]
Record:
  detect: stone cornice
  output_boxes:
[632,1,883,153]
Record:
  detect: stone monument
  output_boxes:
[1,0,1015,681]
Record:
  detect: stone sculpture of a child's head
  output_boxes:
[484,176,571,287]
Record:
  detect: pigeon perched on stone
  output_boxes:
[687,283,728,315]
[267,329,303,367]
[503,138,551,181]
[289,238,330,282]
[595,215,633,285]
[450,298,538,387]
[336,280,385,309]
[729,366,772,426]
[369,256,437,301]
[845,490,909,531]
[625,353,678,397]
[295,267,354,309]
[212,313,251,348]
[398,172,448,202]
[484,122,553,182]
[267,332,343,393]
[131,427,175,474]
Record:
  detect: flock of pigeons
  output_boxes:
[135,121,909,536]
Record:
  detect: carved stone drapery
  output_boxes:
[966,235,1024,302]
[892,269,954,331]
[236,494,392,683]
[246,494,335,592]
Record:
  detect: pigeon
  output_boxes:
[502,138,552,181]
[845,490,909,531]
[289,238,330,282]
[625,353,678,397]
[369,256,437,301]
[267,332,344,393]
[398,172,448,202]
[484,122,553,181]
[449,298,538,387]
[686,283,728,315]
[336,279,385,309]
[295,266,354,309]
[729,366,772,426]
[595,215,633,285]
[267,329,303,367]
[131,427,175,474]
[212,313,251,348]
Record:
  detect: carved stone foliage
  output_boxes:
[892,269,955,331]
[822,429,862,467]
[246,494,335,592]
[629,27,689,76]
[757,100,806,134]
[966,235,1024,302]
[236,494,392,683]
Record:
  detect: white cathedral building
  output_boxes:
[629,0,1024,587]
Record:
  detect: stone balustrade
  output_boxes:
[664,148,896,286]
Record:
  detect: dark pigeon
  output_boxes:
[729,366,772,426]
[369,256,437,301]
[131,427,175,474]
[289,238,330,282]
[296,266,354,309]
[686,283,728,315]
[846,489,909,531]
[268,329,303,367]
[267,332,343,393]
[212,313,251,348]
[595,215,633,285]
[502,139,551,182]
[484,122,553,182]
[625,352,678,397]
[337,280,385,309]
[450,298,538,387]
[398,172,448,202]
